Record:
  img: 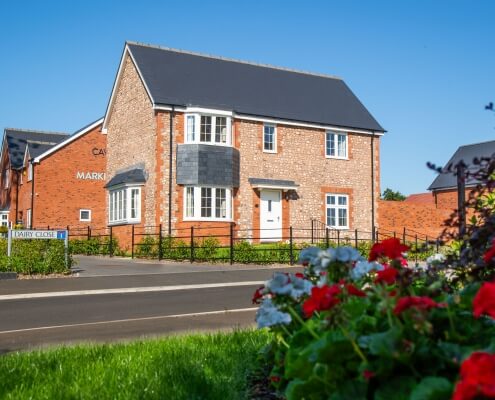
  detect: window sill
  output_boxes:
[180,142,232,148]
[183,218,234,223]
[326,226,350,230]
[263,150,278,154]
[108,220,141,226]
[325,155,349,160]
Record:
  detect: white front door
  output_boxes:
[260,190,282,242]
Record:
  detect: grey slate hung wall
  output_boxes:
[176,144,240,187]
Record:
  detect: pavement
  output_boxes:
[0,256,301,353]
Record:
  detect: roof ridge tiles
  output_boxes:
[126,40,343,81]
[4,127,69,136]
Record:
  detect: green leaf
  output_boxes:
[330,381,367,400]
[374,376,415,400]
[410,377,453,400]
[285,377,326,400]
[359,327,402,357]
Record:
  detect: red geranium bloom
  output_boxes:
[473,282,495,319]
[252,286,265,304]
[346,283,366,297]
[369,238,409,261]
[362,370,375,380]
[302,284,341,318]
[453,352,495,400]
[374,267,399,285]
[393,296,443,315]
[484,239,495,264]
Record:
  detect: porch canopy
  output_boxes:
[248,177,299,191]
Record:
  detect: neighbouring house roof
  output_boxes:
[404,192,435,205]
[105,168,146,188]
[33,118,103,163]
[248,177,299,190]
[107,42,384,133]
[428,140,495,191]
[3,129,68,169]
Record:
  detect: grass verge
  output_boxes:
[0,330,270,400]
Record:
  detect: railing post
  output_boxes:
[325,228,329,249]
[426,235,429,252]
[354,228,358,248]
[87,226,92,256]
[436,238,439,253]
[230,223,234,265]
[415,234,418,263]
[403,227,406,244]
[109,226,113,257]
[158,224,163,260]
[190,226,195,263]
[372,226,376,243]
[375,229,379,243]
[289,226,294,265]
[337,229,340,247]
[311,220,314,244]
[131,224,135,259]
[87,226,90,241]
[393,231,396,239]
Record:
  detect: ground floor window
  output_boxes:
[0,212,8,227]
[108,186,141,224]
[26,209,32,229]
[79,209,91,222]
[184,186,232,221]
[326,193,348,229]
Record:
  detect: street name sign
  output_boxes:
[11,230,67,240]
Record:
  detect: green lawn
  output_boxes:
[0,330,270,400]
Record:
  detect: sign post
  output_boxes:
[8,229,69,268]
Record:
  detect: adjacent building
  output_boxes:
[0,118,106,228]
[103,42,385,243]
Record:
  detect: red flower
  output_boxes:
[252,286,265,304]
[302,285,341,318]
[346,283,366,297]
[484,239,495,264]
[295,272,305,278]
[453,352,495,400]
[369,238,409,261]
[393,296,443,315]
[362,370,375,380]
[270,375,281,383]
[473,282,495,319]
[374,268,399,285]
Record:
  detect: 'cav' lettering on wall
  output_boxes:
[76,172,106,180]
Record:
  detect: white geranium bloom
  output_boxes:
[256,298,292,328]
[265,272,293,295]
[289,274,313,299]
[334,246,364,263]
[426,253,446,266]
[350,260,384,281]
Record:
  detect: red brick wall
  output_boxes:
[378,200,452,238]
[30,124,107,229]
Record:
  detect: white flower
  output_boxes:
[334,246,364,263]
[426,253,446,266]
[265,272,292,295]
[350,260,384,281]
[289,274,313,299]
[256,298,292,328]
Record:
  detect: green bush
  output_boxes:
[0,238,71,274]
[194,236,221,261]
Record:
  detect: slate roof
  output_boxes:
[3,129,68,169]
[105,168,146,188]
[248,177,299,188]
[126,42,384,132]
[428,140,495,191]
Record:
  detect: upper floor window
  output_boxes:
[27,163,33,181]
[184,186,232,221]
[326,131,347,159]
[185,114,231,146]
[263,124,277,153]
[326,194,349,229]
[108,186,141,225]
[79,209,91,222]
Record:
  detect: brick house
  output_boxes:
[102,42,384,245]
[0,118,106,228]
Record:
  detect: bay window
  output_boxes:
[185,114,231,146]
[184,186,232,220]
[326,194,349,229]
[325,131,347,159]
[109,186,141,224]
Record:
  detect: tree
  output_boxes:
[382,188,406,201]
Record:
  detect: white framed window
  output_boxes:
[326,194,349,229]
[185,114,232,146]
[263,124,277,153]
[184,186,232,221]
[79,209,91,222]
[27,163,33,181]
[26,209,32,229]
[0,212,9,227]
[325,131,347,159]
[108,186,141,224]
[3,169,9,189]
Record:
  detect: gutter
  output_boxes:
[168,107,175,236]
[30,161,35,228]
[371,134,376,239]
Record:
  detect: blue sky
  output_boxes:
[1,0,494,195]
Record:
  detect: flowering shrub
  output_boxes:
[254,239,495,399]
